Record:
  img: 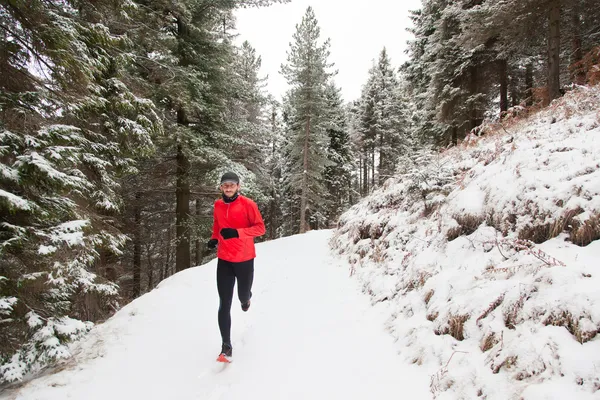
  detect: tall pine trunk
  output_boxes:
[571,6,585,85]
[162,222,172,281]
[269,187,277,239]
[525,63,534,106]
[195,199,201,266]
[469,65,481,130]
[132,191,141,298]
[175,109,190,272]
[361,156,367,196]
[378,132,384,185]
[547,0,561,102]
[370,143,375,188]
[300,114,311,233]
[146,244,153,291]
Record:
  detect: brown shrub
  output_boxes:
[424,289,435,305]
[504,293,526,330]
[404,271,433,292]
[544,311,598,343]
[493,355,518,374]
[447,214,484,240]
[570,45,600,85]
[449,314,469,341]
[570,213,600,247]
[518,207,585,244]
[446,226,462,241]
[427,311,439,322]
[480,332,499,352]
[358,224,371,240]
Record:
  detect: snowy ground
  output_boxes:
[0,230,431,400]
[331,86,600,399]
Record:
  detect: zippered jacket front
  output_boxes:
[211,195,266,262]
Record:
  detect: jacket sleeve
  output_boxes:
[211,202,220,240]
[238,199,266,239]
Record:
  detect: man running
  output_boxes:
[207,172,265,362]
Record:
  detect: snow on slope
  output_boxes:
[331,86,600,400]
[0,230,430,400]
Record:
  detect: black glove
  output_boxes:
[207,239,218,249]
[220,228,239,240]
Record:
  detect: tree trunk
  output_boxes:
[195,199,201,266]
[498,59,508,116]
[145,243,153,291]
[162,223,172,280]
[269,108,277,239]
[299,115,311,233]
[132,191,141,298]
[451,126,458,146]
[175,108,190,272]
[370,143,375,188]
[571,6,585,85]
[269,187,276,239]
[378,132,384,185]
[469,65,481,130]
[547,0,561,102]
[525,63,534,106]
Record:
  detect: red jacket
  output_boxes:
[211,195,266,262]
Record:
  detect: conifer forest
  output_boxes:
[1,0,599,382]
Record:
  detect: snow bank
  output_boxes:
[331,86,600,399]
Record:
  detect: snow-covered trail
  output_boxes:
[3,230,431,400]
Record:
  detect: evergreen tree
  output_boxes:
[0,0,160,382]
[402,2,445,143]
[323,83,354,225]
[356,49,407,187]
[280,6,334,233]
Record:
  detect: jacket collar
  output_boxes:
[222,192,239,204]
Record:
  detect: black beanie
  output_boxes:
[220,172,240,185]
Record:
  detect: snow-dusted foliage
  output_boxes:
[0,0,160,384]
[0,122,137,383]
[331,86,600,399]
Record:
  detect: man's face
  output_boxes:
[220,182,239,197]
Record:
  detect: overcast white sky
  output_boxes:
[234,0,422,102]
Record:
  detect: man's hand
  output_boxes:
[220,228,239,240]
[207,239,218,249]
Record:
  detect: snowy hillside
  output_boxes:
[331,85,600,399]
[0,231,431,400]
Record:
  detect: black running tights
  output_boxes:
[217,258,254,345]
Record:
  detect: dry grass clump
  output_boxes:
[447,214,485,241]
[424,289,435,305]
[427,311,439,322]
[517,206,585,243]
[492,355,518,374]
[449,314,469,341]
[351,221,387,244]
[486,204,590,245]
[403,271,433,292]
[435,314,470,341]
[477,295,505,324]
[480,332,499,352]
[570,45,600,86]
[569,213,600,247]
[518,208,599,246]
[544,311,598,343]
[504,292,528,330]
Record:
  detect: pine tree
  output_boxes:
[280,6,334,233]
[355,49,407,187]
[0,0,160,382]
[323,83,354,224]
[402,2,446,143]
